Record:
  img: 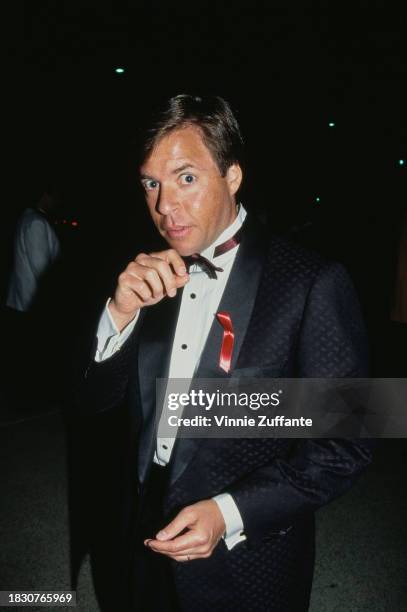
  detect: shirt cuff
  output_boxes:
[213,493,246,550]
[95,298,139,361]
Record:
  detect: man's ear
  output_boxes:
[226,163,243,196]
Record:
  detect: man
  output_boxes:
[74,95,373,611]
[6,189,61,407]
[7,189,61,312]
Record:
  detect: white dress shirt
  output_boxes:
[95,205,248,549]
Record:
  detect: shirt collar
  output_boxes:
[200,203,247,262]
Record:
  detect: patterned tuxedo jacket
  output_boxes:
[72,214,373,612]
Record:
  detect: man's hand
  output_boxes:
[109,249,189,331]
[145,500,226,562]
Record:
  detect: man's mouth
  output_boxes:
[164,225,192,239]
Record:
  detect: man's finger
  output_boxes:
[150,249,187,277]
[146,531,205,554]
[138,256,180,297]
[119,275,153,303]
[173,552,213,562]
[133,256,189,295]
[149,544,210,558]
[155,508,194,541]
[173,555,193,562]
[140,266,166,299]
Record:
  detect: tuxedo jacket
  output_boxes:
[72,214,373,612]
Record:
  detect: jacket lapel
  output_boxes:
[168,215,267,487]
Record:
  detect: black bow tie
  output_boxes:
[183,253,224,279]
[182,226,243,279]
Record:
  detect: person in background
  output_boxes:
[5,188,61,410]
[7,189,61,312]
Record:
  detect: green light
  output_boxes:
[315,196,321,203]
[328,122,335,128]
[399,159,405,166]
[115,67,125,74]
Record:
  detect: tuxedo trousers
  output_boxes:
[130,463,179,612]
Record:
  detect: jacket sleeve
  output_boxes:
[229,262,375,546]
[70,312,143,417]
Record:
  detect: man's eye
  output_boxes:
[180,174,196,185]
[143,179,159,191]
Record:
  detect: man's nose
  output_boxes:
[156,183,178,215]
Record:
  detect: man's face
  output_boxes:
[139,126,242,256]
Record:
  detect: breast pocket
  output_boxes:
[231,364,284,378]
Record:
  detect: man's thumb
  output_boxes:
[156,509,191,541]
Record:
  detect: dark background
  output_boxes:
[4,2,404,357]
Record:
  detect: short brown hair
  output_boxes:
[137,94,244,176]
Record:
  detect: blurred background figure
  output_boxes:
[6,189,61,313]
[4,187,62,413]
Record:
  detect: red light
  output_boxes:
[71,221,78,227]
